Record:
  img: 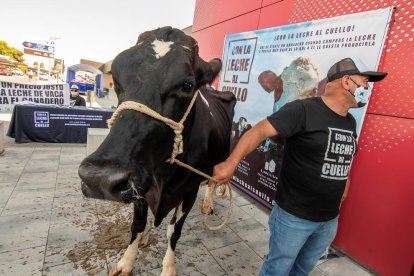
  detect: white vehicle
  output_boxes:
[11,68,24,76]
[39,73,48,80]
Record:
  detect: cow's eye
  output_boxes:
[182,81,194,92]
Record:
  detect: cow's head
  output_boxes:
[79,27,222,204]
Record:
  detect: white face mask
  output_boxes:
[70,91,78,97]
[353,86,372,108]
[349,78,372,108]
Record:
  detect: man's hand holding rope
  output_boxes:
[208,157,239,187]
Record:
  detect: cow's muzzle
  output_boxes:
[79,161,135,203]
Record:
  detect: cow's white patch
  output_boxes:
[199,93,214,117]
[114,234,141,274]
[167,224,174,240]
[181,45,191,51]
[176,203,185,222]
[161,203,184,275]
[152,40,174,59]
[199,92,210,108]
[161,244,176,276]
[162,224,177,276]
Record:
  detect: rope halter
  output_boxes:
[106,89,233,230]
[107,90,200,163]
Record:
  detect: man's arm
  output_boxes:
[210,119,278,185]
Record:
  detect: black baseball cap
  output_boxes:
[327,58,388,82]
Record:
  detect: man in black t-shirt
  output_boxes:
[210,58,387,276]
[70,84,86,107]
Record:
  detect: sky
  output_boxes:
[1,0,196,67]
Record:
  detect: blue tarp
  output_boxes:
[95,74,103,97]
[66,64,103,97]
[69,81,94,93]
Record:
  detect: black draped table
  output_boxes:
[7,104,114,143]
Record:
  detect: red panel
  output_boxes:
[193,10,261,62]
[257,0,296,29]
[261,0,284,7]
[368,3,414,119]
[334,114,414,276]
[193,0,262,32]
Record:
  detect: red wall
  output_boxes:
[192,1,414,275]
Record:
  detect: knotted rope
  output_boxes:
[107,90,233,230]
[107,90,199,163]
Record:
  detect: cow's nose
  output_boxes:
[78,161,131,202]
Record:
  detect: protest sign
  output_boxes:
[0,82,70,112]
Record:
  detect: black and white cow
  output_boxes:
[79,27,236,275]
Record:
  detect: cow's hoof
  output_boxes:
[160,267,177,276]
[109,265,131,276]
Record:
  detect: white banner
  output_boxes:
[218,7,393,208]
[0,82,70,112]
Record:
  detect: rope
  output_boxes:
[107,89,233,230]
[172,159,234,230]
[201,181,234,231]
[107,90,199,163]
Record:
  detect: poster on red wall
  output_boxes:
[218,7,393,208]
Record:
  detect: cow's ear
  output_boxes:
[136,30,155,44]
[209,58,222,77]
[195,57,222,87]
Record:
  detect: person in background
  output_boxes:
[28,70,33,82]
[70,84,86,107]
[210,57,387,276]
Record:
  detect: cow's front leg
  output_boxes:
[110,200,148,276]
[161,202,185,276]
[161,187,198,276]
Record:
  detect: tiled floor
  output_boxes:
[0,121,374,275]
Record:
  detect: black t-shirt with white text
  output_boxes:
[267,97,357,221]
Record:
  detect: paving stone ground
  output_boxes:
[0,118,374,276]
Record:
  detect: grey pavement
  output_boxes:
[0,116,374,275]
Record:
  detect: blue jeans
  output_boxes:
[259,204,339,276]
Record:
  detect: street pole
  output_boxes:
[47,37,60,84]
[48,58,51,83]
[37,61,40,82]
[60,64,63,83]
